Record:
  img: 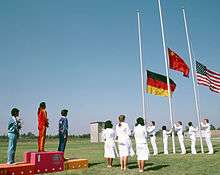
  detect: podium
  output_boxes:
[64,159,88,170]
[24,151,64,174]
[0,151,88,175]
[0,163,35,175]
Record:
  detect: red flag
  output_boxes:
[168,48,190,77]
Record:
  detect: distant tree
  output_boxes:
[217,127,220,130]
[156,129,162,137]
[19,132,36,139]
[79,134,90,138]
[0,135,7,139]
[185,126,189,132]
[47,134,59,139]
[27,132,36,138]
[210,124,216,130]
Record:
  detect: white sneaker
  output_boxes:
[7,162,15,165]
[139,170,144,173]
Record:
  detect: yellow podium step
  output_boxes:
[64,159,88,170]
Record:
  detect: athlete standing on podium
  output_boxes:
[58,109,69,153]
[38,102,49,152]
[7,108,21,164]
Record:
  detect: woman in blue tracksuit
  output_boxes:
[58,109,69,152]
[7,108,21,164]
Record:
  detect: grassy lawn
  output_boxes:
[0,137,219,175]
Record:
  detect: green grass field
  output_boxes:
[0,137,219,175]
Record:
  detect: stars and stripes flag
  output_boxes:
[196,61,220,93]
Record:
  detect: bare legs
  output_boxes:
[120,156,128,171]
[120,157,124,170]
[106,158,113,167]
[138,160,141,170]
[120,157,145,172]
[123,156,128,171]
[138,160,145,172]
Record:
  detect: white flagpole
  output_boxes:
[157,0,176,154]
[136,10,147,123]
[182,8,204,154]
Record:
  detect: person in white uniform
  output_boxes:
[174,121,186,154]
[162,126,172,155]
[201,118,214,154]
[116,115,134,171]
[133,117,149,173]
[147,121,158,155]
[188,122,198,154]
[102,120,119,167]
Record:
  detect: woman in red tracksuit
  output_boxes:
[38,102,49,152]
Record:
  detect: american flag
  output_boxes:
[196,61,220,93]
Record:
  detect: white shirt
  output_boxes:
[163,130,172,141]
[188,126,198,138]
[147,125,156,136]
[134,125,147,144]
[102,128,115,143]
[201,122,211,136]
[174,124,183,136]
[115,122,131,144]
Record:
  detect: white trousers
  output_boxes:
[163,138,168,154]
[178,135,186,154]
[205,136,213,154]
[190,136,196,154]
[150,136,158,155]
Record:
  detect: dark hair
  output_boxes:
[38,102,46,114]
[188,122,193,126]
[11,108,19,116]
[61,109,68,116]
[178,121,182,125]
[162,126,166,130]
[151,121,155,126]
[118,115,125,127]
[204,119,209,123]
[105,120,113,129]
[136,117,144,126]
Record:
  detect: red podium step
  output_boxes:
[0,151,88,175]
[24,151,64,174]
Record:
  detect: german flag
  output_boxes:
[147,70,176,97]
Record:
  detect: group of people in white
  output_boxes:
[102,115,214,173]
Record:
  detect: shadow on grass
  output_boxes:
[158,151,165,154]
[113,161,135,168]
[128,163,154,169]
[146,164,169,171]
[89,162,104,167]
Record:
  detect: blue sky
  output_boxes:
[0,0,219,135]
